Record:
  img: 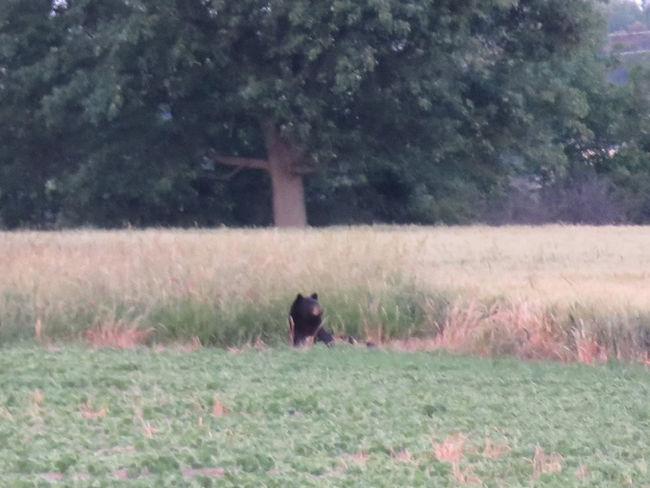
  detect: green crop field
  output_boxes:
[0,346,648,487]
[2,227,649,486]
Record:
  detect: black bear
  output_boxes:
[289,293,334,346]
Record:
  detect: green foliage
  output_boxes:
[606,64,650,222]
[0,279,446,347]
[602,0,649,32]
[3,282,650,363]
[0,0,616,227]
[0,347,648,486]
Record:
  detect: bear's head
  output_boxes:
[292,293,322,320]
[289,292,323,345]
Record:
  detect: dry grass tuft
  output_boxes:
[139,419,158,439]
[388,298,650,365]
[532,445,562,478]
[79,401,108,419]
[488,302,568,361]
[432,433,482,484]
[575,464,589,480]
[85,322,152,349]
[433,433,466,464]
[211,396,229,417]
[31,390,44,405]
[434,302,484,354]
[0,406,13,420]
[34,318,43,344]
[432,301,570,360]
[574,329,607,365]
[335,449,370,473]
[391,449,413,462]
[29,390,44,417]
[337,449,370,469]
[253,336,267,351]
[351,450,369,463]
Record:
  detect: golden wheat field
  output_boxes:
[2,225,649,305]
[1,225,650,360]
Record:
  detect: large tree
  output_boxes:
[0,0,605,227]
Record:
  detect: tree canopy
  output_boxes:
[2,0,647,228]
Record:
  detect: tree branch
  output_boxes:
[290,164,318,176]
[207,152,268,170]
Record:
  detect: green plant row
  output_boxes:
[0,347,648,487]
[2,284,650,363]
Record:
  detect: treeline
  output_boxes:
[0,0,649,228]
[604,0,650,33]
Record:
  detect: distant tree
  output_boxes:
[603,0,648,32]
[1,0,607,227]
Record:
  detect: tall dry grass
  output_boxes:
[1,225,650,360]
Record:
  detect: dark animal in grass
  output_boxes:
[288,293,334,346]
[288,293,374,347]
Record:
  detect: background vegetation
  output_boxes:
[2,226,650,363]
[2,6,649,486]
[1,0,649,228]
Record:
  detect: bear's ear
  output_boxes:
[295,293,304,301]
[310,293,318,300]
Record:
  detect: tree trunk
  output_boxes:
[264,124,307,228]
[208,122,309,227]
[268,163,307,227]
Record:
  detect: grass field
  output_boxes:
[1,225,650,361]
[1,227,649,486]
[0,346,648,487]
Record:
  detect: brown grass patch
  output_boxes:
[532,445,562,478]
[575,329,608,365]
[35,318,43,344]
[85,322,152,349]
[434,301,570,360]
[351,450,369,463]
[432,433,482,484]
[140,420,158,438]
[433,433,466,464]
[134,409,159,438]
[386,299,650,365]
[31,390,44,405]
[79,401,108,419]
[212,396,229,417]
[29,390,44,417]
